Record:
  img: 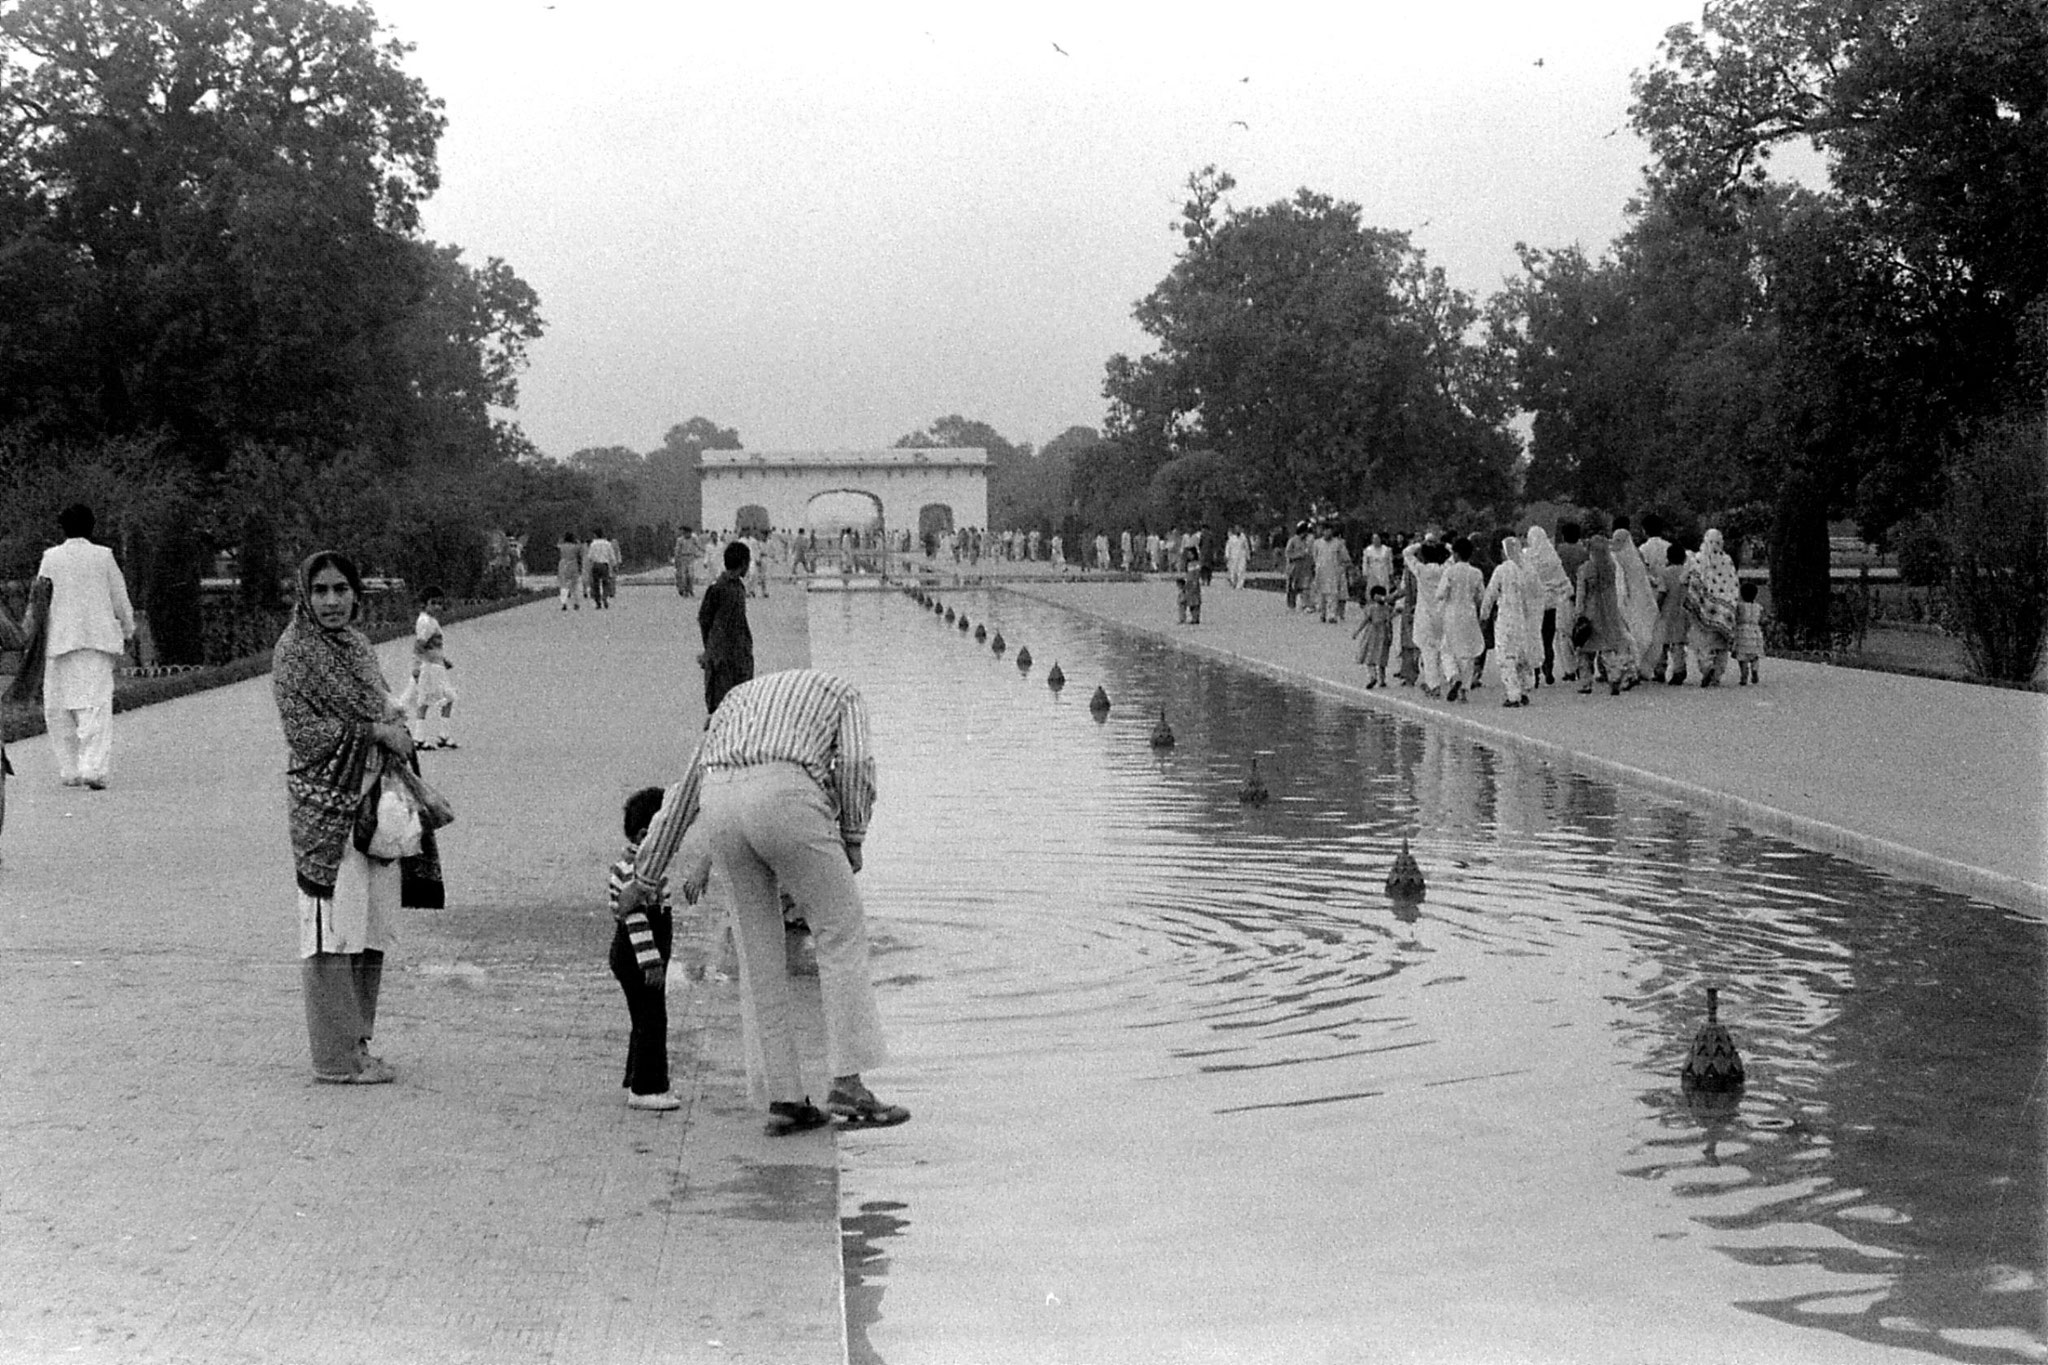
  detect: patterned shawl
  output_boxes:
[1685,529,1740,643]
[273,554,393,898]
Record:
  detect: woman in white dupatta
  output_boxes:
[1611,528,1658,685]
[1481,536,1538,706]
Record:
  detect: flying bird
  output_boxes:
[1052,41,1069,56]
[1230,120,1249,129]
[1604,127,1619,138]
[1533,57,1545,67]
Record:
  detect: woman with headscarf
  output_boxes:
[1481,536,1537,706]
[273,551,441,1084]
[1403,537,1450,697]
[1650,541,1693,683]
[1435,537,1487,702]
[1684,529,1741,686]
[1523,526,1573,684]
[1611,528,1658,685]
[1571,535,1632,695]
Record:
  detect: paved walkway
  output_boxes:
[0,583,842,1365]
[1008,578,2048,916]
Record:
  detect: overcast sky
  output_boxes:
[374,0,1718,459]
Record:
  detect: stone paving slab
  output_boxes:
[0,581,844,1365]
[1009,578,2048,916]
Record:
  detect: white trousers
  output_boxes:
[44,650,116,783]
[702,764,886,1106]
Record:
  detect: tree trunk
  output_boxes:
[1768,473,1832,648]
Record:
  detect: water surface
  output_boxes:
[817,589,2043,1365]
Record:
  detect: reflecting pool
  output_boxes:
[816,589,2044,1365]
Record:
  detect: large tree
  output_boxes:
[645,415,741,531]
[1104,167,1518,525]
[1625,0,2047,637]
[0,0,539,475]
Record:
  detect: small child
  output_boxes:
[1733,580,1765,685]
[1352,585,1393,687]
[1176,548,1203,625]
[609,787,679,1111]
[406,589,459,749]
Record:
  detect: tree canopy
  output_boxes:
[1099,166,1518,529]
[0,0,542,477]
[1493,0,2046,644]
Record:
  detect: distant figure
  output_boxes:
[698,540,755,716]
[1436,537,1486,702]
[585,528,619,609]
[1733,580,1765,686]
[556,532,583,611]
[1353,585,1392,687]
[674,529,697,598]
[1283,522,1313,611]
[1225,526,1250,589]
[1361,532,1393,598]
[34,504,136,790]
[1176,548,1204,625]
[403,588,459,749]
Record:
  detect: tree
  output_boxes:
[895,415,1034,528]
[0,0,542,482]
[1106,167,1517,524]
[1627,0,2048,636]
[646,416,741,530]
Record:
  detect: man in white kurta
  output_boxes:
[36,504,136,789]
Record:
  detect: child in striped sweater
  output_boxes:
[609,787,680,1111]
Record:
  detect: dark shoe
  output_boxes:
[766,1099,830,1136]
[828,1081,911,1129]
[1610,681,1622,696]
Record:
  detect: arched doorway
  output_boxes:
[803,489,886,575]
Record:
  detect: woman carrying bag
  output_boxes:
[273,551,445,1085]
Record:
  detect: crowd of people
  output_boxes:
[1253,514,1762,706]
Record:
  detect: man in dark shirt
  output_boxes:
[698,540,755,715]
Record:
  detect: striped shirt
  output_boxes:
[632,669,876,889]
[607,842,671,972]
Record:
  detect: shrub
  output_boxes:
[1942,416,2047,684]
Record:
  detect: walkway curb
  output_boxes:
[1009,585,2048,919]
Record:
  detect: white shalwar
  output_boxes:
[44,648,118,784]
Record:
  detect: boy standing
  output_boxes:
[406,588,459,750]
[609,787,680,1111]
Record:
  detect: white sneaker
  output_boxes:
[627,1091,681,1111]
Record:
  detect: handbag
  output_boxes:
[1569,614,1594,650]
[387,760,455,834]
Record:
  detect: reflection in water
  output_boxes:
[821,589,2045,1364]
[843,1198,910,1365]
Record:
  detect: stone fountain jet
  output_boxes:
[1238,758,1269,805]
[1046,663,1065,690]
[1150,710,1175,748]
[1385,838,1426,899]
[1680,987,1746,1094]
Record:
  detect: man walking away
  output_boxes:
[698,540,755,716]
[34,504,135,790]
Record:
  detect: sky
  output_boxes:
[372,0,1724,460]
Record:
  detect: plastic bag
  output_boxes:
[363,772,424,861]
